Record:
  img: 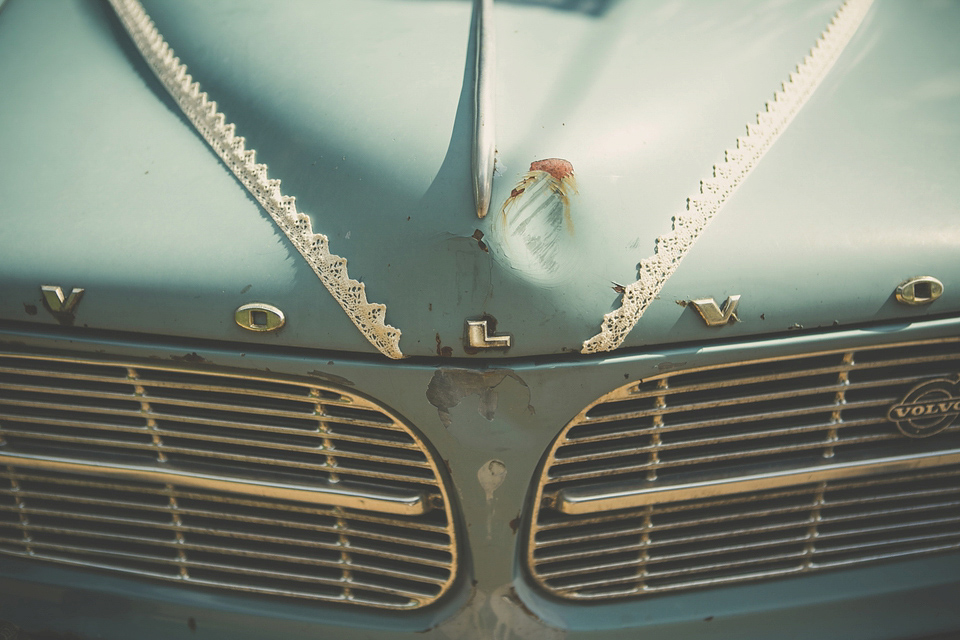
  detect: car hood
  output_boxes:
[1,0,958,358]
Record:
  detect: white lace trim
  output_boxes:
[582,0,874,355]
[108,0,404,359]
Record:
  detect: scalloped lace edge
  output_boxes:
[582,0,874,355]
[108,0,404,359]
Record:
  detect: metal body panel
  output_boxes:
[2,317,960,636]
[3,0,960,637]
[1,1,958,357]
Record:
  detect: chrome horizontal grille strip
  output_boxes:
[528,335,960,600]
[553,448,960,513]
[0,352,457,609]
[0,451,426,515]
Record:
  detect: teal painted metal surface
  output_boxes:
[2,0,960,637]
[1,1,958,358]
[4,553,960,640]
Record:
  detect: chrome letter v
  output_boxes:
[690,295,741,326]
[41,285,85,314]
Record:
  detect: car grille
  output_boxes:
[528,336,960,600]
[0,352,457,609]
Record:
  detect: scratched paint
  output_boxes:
[492,158,578,283]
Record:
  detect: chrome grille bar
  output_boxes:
[553,448,960,513]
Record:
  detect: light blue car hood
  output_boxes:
[1,0,958,358]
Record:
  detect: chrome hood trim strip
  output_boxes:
[472,0,496,218]
[582,0,874,354]
[108,0,404,359]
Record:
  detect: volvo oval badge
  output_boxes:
[235,303,285,332]
[887,376,960,438]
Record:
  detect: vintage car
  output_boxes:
[2,0,960,638]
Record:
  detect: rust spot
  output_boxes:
[509,514,521,534]
[675,299,688,307]
[471,229,488,253]
[500,157,578,242]
[23,304,38,316]
[760,313,765,320]
[529,157,574,182]
[611,282,626,294]
[171,352,206,364]
[188,618,197,632]
[435,334,453,358]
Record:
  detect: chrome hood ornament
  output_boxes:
[472,0,496,218]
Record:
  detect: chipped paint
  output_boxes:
[493,159,578,283]
[434,585,565,640]
[435,334,454,358]
[478,460,508,541]
[491,585,566,640]
[472,229,489,253]
[306,370,354,387]
[477,459,507,503]
[426,368,530,428]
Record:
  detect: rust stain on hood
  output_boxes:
[495,158,578,282]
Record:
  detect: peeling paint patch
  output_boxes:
[426,368,530,428]
[433,585,564,640]
[170,352,206,364]
[491,585,566,640]
[472,229,489,253]
[494,158,578,283]
[434,586,487,639]
[478,460,507,503]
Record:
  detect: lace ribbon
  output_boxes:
[108,0,404,359]
[582,0,874,354]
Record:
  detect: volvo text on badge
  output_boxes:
[887,376,960,438]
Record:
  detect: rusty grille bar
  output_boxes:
[528,336,960,600]
[0,352,457,609]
